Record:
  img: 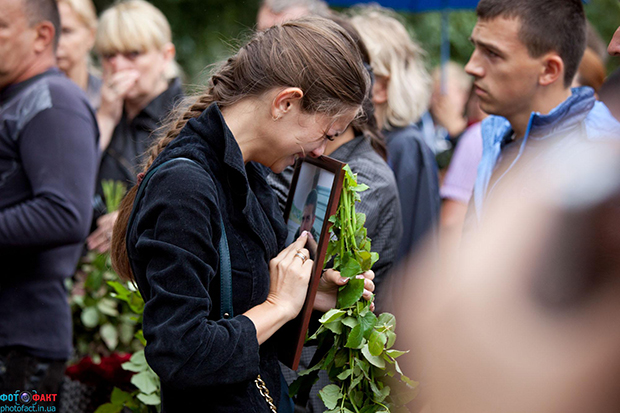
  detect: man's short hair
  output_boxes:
[304,189,318,215]
[476,0,586,87]
[23,0,61,50]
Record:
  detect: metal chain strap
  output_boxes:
[254,374,277,413]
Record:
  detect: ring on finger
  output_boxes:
[294,250,308,264]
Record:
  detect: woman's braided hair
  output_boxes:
[112,16,370,281]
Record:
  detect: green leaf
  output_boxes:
[337,368,352,380]
[349,370,363,391]
[324,320,343,335]
[308,325,325,341]
[357,251,373,272]
[97,298,119,317]
[119,322,135,345]
[339,254,363,280]
[334,349,349,368]
[131,371,158,395]
[345,324,364,349]
[100,323,119,351]
[137,393,161,406]
[72,294,85,308]
[81,306,100,328]
[350,389,364,408]
[122,350,148,372]
[357,358,370,376]
[368,330,387,356]
[107,281,131,302]
[122,361,144,373]
[337,277,364,308]
[386,330,397,349]
[342,317,358,329]
[359,311,378,339]
[135,329,147,346]
[360,405,382,413]
[322,346,338,369]
[85,269,104,291]
[378,313,396,329]
[361,344,385,368]
[320,309,346,324]
[298,362,322,376]
[94,403,123,413]
[386,349,408,359]
[319,384,342,410]
[354,213,366,231]
[370,381,390,403]
[110,387,131,405]
[369,252,380,268]
[289,371,320,398]
[130,350,148,366]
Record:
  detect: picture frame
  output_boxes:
[276,155,346,370]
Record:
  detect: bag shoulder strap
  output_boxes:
[126,157,233,319]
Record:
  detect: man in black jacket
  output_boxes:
[0,0,98,404]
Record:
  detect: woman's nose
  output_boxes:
[309,140,327,158]
[108,54,132,72]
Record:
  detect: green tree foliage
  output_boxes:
[90,0,618,82]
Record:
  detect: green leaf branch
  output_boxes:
[291,165,418,413]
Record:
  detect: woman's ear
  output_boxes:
[162,42,176,64]
[271,87,304,120]
[372,75,389,105]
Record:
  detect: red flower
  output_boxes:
[66,353,133,388]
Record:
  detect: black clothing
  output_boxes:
[0,68,99,359]
[0,347,65,407]
[126,103,287,412]
[94,78,182,216]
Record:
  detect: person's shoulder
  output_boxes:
[143,156,218,208]
[584,101,620,140]
[351,147,397,190]
[45,71,93,112]
[385,123,426,146]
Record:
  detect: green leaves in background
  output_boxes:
[101,180,127,213]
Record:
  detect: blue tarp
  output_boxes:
[326,0,480,12]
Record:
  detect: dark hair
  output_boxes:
[476,0,586,87]
[24,0,61,50]
[304,189,318,215]
[111,17,370,281]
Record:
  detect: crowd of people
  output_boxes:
[1,0,619,412]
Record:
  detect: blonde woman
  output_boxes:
[87,0,182,253]
[350,6,440,262]
[56,0,101,107]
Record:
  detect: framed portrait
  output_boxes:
[277,155,346,370]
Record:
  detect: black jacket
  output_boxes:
[126,103,287,412]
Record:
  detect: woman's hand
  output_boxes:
[265,232,314,321]
[97,70,140,150]
[314,269,375,313]
[99,70,139,122]
[245,232,314,344]
[87,211,119,253]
